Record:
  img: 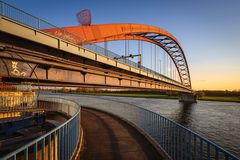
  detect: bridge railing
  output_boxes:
[81,98,239,160]
[0,0,182,87]
[0,96,37,112]
[1,96,81,160]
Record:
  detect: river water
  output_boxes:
[44,93,240,157]
[100,96,240,158]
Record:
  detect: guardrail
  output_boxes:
[0,0,182,87]
[0,96,81,160]
[81,98,239,160]
[0,95,36,112]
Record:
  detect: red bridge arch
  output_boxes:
[44,24,191,88]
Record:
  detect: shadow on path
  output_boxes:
[80,108,163,160]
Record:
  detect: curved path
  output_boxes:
[80,108,163,160]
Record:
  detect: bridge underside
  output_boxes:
[0,31,188,92]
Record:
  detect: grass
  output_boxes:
[198,96,240,103]
[68,92,240,103]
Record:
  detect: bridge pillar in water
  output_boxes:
[179,93,197,104]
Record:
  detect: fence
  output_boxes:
[0,96,36,112]
[0,96,81,160]
[81,98,239,160]
[0,0,181,86]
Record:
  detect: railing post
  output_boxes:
[66,125,69,159]
[68,123,71,159]
[184,129,187,160]
[168,121,171,156]
[180,127,183,160]
[170,122,173,158]
[215,147,219,160]
[176,125,179,159]
[48,135,51,160]
[200,139,203,160]
[188,131,192,160]
[66,124,69,159]
[207,143,210,160]
[69,121,72,156]
[193,135,197,160]
[24,148,28,160]
[58,129,61,160]
[160,116,163,146]
[163,118,166,149]
[42,138,45,160]
[1,1,4,16]
[34,143,37,160]
[53,131,56,160]
[37,18,40,29]
[74,118,76,153]
[64,126,66,160]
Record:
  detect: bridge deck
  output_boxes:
[79,108,163,160]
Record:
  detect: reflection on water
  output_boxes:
[175,103,194,127]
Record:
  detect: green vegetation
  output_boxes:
[196,90,240,102]
[87,93,240,102]
[198,96,240,103]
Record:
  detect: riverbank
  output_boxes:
[65,92,240,103]
[198,96,240,103]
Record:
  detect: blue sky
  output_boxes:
[3,0,240,90]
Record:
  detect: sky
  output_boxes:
[3,0,240,91]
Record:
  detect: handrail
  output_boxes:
[79,96,239,160]
[0,0,184,88]
[0,95,36,112]
[0,96,81,160]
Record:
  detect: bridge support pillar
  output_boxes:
[179,93,197,104]
[118,78,122,86]
[80,71,87,83]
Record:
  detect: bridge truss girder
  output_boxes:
[0,44,190,93]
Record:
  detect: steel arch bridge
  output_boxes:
[44,24,192,88]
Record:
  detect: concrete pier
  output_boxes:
[179,93,197,103]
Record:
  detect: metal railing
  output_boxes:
[80,97,239,160]
[0,0,183,87]
[0,96,37,112]
[0,96,81,160]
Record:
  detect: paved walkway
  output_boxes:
[80,108,163,160]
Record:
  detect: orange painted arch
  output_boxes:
[43,24,191,88]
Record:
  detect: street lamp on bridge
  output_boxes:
[114,54,142,67]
